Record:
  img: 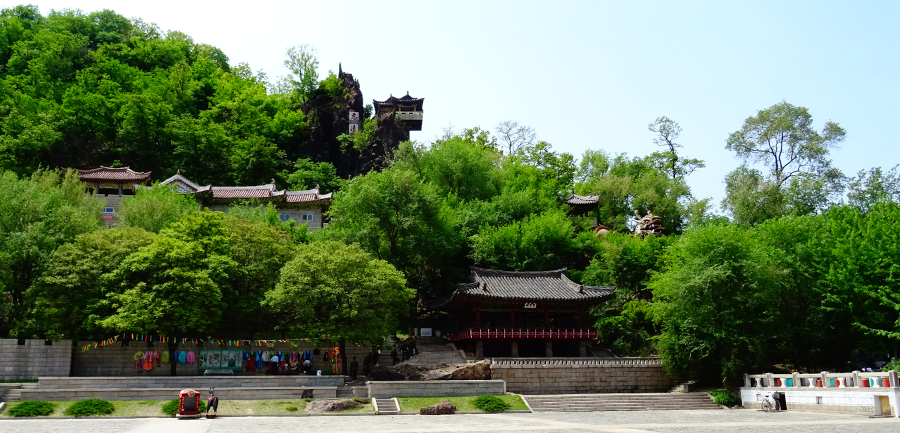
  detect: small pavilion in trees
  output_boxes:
[76,166,153,226]
[373,92,424,133]
[428,268,614,359]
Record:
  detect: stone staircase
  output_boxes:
[373,397,400,414]
[336,386,353,398]
[4,383,38,402]
[523,393,721,412]
[400,340,464,366]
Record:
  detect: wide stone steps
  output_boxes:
[336,387,353,398]
[400,344,464,366]
[3,383,36,402]
[373,397,400,415]
[523,393,720,412]
[13,386,337,402]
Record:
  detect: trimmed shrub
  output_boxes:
[285,406,298,412]
[64,399,115,417]
[709,389,742,407]
[8,401,55,417]
[161,398,206,416]
[473,395,510,413]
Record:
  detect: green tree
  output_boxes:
[29,227,155,340]
[846,166,900,212]
[723,102,846,223]
[0,169,101,337]
[117,183,199,233]
[264,241,413,374]
[647,116,704,181]
[281,44,319,102]
[102,236,224,375]
[649,222,778,387]
[579,232,673,356]
[469,209,576,271]
[326,167,462,298]
[283,158,344,194]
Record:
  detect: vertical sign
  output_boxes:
[349,110,361,134]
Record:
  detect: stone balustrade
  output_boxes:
[742,370,900,416]
[745,371,898,389]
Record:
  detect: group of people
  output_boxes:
[243,350,315,375]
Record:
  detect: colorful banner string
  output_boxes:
[80,334,318,352]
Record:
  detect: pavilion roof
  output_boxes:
[564,193,600,206]
[373,92,424,107]
[77,167,151,183]
[428,267,614,310]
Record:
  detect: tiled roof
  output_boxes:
[429,268,614,309]
[159,172,202,193]
[373,92,423,106]
[161,174,333,204]
[285,188,333,203]
[208,183,278,199]
[77,167,151,182]
[565,193,600,205]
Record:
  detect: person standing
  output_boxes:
[268,353,280,375]
[349,358,359,381]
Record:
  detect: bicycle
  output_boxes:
[761,393,781,412]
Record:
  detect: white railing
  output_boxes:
[492,357,662,366]
[745,371,899,389]
[395,111,423,121]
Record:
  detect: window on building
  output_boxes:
[103,207,115,213]
[300,213,314,222]
[279,214,291,222]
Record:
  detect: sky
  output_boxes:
[10,1,900,210]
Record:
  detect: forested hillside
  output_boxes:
[3,5,900,388]
[0,5,384,188]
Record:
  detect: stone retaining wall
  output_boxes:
[72,340,371,377]
[491,357,672,394]
[0,339,72,380]
[367,380,506,398]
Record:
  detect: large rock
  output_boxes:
[419,399,457,415]
[305,399,362,413]
[446,360,492,380]
[370,363,422,381]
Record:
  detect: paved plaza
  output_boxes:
[1,410,899,433]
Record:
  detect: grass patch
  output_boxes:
[397,395,527,413]
[0,399,377,417]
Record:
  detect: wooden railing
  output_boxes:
[447,328,597,342]
[744,371,899,389]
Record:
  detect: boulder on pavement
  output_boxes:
[419,399,457,415]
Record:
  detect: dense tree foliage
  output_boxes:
[0,6,347,188]
[1,6,898,387]
[264,241,413,374]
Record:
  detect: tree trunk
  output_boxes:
[340,337,348,377]
[169,339,179,377]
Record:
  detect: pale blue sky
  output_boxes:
[11,1,900,209]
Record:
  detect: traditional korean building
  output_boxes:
[159,172,332,229]
[428,268,614,359]
[373,92,424,134]
[76,167,153,226]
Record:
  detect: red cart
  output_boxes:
[176,389,202,418]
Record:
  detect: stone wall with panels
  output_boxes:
[72,340,373,377]
[0,339,72,380]
[740,387,900,416]
[367,380,506,398]
[490,358,672,394]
